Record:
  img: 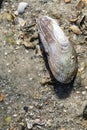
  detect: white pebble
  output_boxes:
[29,77,33,81]
[85,86,87,89]
[82,91,86,95]
[63,109,67,112]
[13,114,18,117]
[5,52,8,56]
[6,63,10,66]
[18,2,29,14]
[8,70,11,73]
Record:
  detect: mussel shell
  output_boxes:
[38,16,78,84]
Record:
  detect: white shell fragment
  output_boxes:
[17,2,29,14]
[17,17,26,27]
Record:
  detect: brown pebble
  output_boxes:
[70,25,82,35]
[64,0,71,3]
[69,15,78,22]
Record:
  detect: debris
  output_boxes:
[0,11,16,22]
[17,2,29,14]
[17,17,26,27]
[77,15,86,27]
[22,41,35,49]
[6,33,16,44]
[25,119,34,129]
[24,24,36,29]
[35,45,42,57]
[83,105,87,119]
[25,118,42,129]
[70,25,82,35]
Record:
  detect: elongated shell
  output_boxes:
[38,16,78,84]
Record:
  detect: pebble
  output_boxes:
[29,77,33,81]
[82,91,86,95]
[23,106,28,112]
[8,70,11,73]
[64,0,71,3]
[46,119,52,127]
[4,52,8,56]
[63,109,67,113]
[76,91,80,94]
[70,25,82,35]
[6,63,10,66]
[17,2,29,14]
[34,118,40,124]
[13,114,18,117]
[85,86,87,89]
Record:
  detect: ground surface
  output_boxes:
[0,0,87,130]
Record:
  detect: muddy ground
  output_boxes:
[0,0,87,130]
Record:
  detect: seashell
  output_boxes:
[38,16,78,84]
[17,2,29,14]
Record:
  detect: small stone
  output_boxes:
[82,91,86,95]
[63,109,67,112]
[6,63,10,66]
[23,106,28,112]
[58,103,64,109]
[13,114,18,117]
[70,25,82,35]
[14,10,18,16]
[61,128,65,130]
[5,52,8,56]
[17,2,29,14]
[46,119,52,127]
[29,105,34,109]
[85,86,87,89]
[69,15,78,22]
[34,118,40,124]
[76,91,80,94]
[64,0,71,3]
[29,77,33,81]
[8,70,11,73]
